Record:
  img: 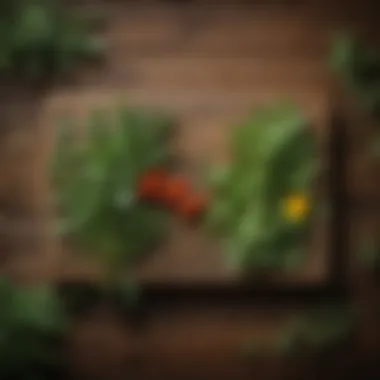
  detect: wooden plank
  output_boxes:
[106,57,327,90]
[41,87,336,290]
[65,306,301,380]
[65,306,352,380]
[106,8,328,58]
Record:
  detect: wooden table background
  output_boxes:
[1,0,380,379]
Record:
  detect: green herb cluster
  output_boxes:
[51,106,174,278]
[0,276,66,379]
[0,0,103,80]
[276,306,354,355]
[206,102,318,272]
[330,33,380,114]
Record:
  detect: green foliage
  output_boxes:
[242,310,345,360]
[0,276,66,379]
[330,33,380,114]
[206,101,318,273]
[0,0,104,80]
[50,106,173,278]
[359,235,380,274]
[277,306,354,356]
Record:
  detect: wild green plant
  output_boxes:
[0,0,104,80]
[330,33,380,114]
[206,102,318,273]
[0,276,67,379]
[276,306,354,356]
[50,106,173,281]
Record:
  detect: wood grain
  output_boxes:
[42,85,333,288]
[1,1,380,379]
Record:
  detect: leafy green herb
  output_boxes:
[50,106,174,281]
[276,306,354,356]
[0,276,66,379]
[330,32,380,116]
[0,0,104,80]
[206,101,318,273]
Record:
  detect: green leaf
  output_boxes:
[298,306,353,348]
[330,33,380,116]
[51,106,173,280]
[207,102,316,273]
[0,277,66,379]
[330,33,358,77]
[12,4,53,49]
[11,284,66,335]
[0,0,102,78]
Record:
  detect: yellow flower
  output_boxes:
[282,193,310,222]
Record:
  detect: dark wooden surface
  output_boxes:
[1,1,380,379]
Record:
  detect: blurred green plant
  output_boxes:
[275,306,354,356]
[206,101,319,273]
[359,235,380,275]
[330,32,380,115]
[50,106,173,281]
[0,0,104,80]
[0,276,67,379]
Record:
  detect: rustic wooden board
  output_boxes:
[0,1,348,292]
[34,89,340,291]
[1,2,375,380]
[65,306,313,380]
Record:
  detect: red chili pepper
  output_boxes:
[178,193,208,221]
[137,168,167,201]
[161,176,191,208]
